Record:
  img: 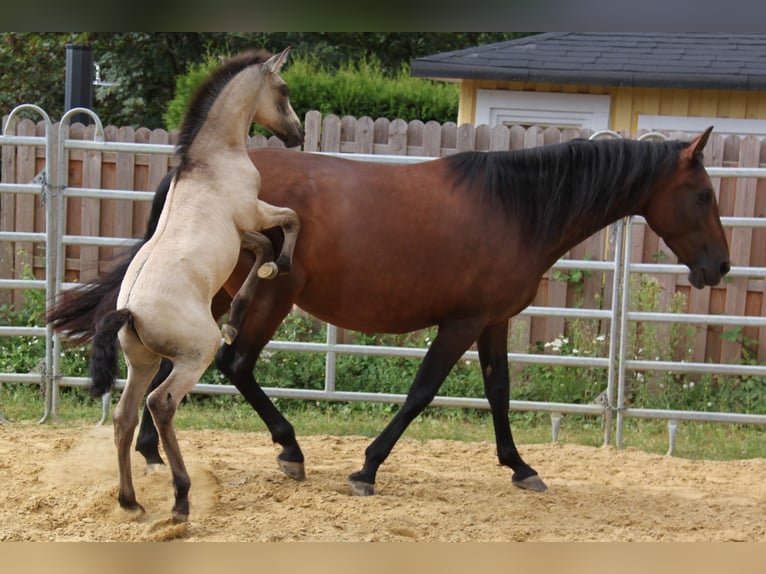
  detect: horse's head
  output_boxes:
[642,127,730,288]
[252,48,304,148]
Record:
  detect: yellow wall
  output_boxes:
[458,79,766,136]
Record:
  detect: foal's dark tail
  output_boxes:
[46,169,176,344]
[88,309,132,398]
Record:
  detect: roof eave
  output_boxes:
[411,61,762,91]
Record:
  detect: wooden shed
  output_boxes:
[411,32,766,137]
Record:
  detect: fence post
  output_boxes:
[47,108,105,421]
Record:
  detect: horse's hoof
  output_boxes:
[277,457,306,481]
[348,479,375,496]
[512,474,548,492]
[172,511,189,524]
[119,498,146,514]
[257,262,279,280]
[221,324,238,345]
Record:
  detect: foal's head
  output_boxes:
[642,127,730,288]
[248,48,304,148]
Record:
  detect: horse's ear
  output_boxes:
[265,48,290,74]
[687,126,713,161]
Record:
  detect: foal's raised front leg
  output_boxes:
[256,201,301,274]
[221,231,275,345]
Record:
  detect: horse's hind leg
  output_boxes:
[134,290,232,466]
[146,326,220,522]
[477,321,546,492]
[135,358,172,466]
[221,232,275,345]
[113,334,163,514]
[255,201,300,274]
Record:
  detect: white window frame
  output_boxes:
[638,115,766,138]
[475,89,611,131]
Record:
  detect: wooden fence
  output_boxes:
[2,111,765,364]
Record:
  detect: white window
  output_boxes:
[474,89,611,131]
[638,115,766,139]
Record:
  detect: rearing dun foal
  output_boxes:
[88,49,304,522]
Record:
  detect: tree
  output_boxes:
[1,33,528,129]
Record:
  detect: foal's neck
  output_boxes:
[195,68,262,155]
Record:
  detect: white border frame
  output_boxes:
[475,89,611,130]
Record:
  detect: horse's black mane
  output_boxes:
[445,138,693,242]
[175,49,272,170]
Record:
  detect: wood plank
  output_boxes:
[455,123,475,152]
[303,110,321,152]
[388,119,407,155]
[79,123,103,282]
[489,125,510,151]
[1,115,18,307]
[355,117,374,154]
[13,119,37,307]
[721,136,760,364]
[422,121,442,157]
[320,115,341,153]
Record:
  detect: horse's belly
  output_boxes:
[118,240,238,313]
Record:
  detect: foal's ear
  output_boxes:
[686,126,713,161]
[265,47,290,74]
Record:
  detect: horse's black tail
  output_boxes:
[46,168,176,344]
[46,249,137,344]
[88,309,133,398]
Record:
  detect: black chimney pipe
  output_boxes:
[64,44,93,125]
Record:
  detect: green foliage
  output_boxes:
[517,321,609,404]
[162,54,220,134]
[162,53,460,132]
[280,56,459,124]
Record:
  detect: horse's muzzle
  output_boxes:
[688,258,730,289]
[276,126,305,148]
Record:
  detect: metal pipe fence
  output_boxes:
[1,107,765,455]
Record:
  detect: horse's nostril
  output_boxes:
[720,260,731,276]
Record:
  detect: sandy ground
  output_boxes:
[1,421,766,542]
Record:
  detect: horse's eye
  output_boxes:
[697,189,713,204]
[279,84,289,98]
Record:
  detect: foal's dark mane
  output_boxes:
[446,138,693,242]
[175,49,272,172]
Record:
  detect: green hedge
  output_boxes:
[163,54,459,132]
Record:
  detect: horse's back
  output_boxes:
[248,149,539,331]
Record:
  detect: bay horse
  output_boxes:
[86,48,304,522]
[49,128,729,499]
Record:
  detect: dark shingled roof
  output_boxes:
[411,32,766,90]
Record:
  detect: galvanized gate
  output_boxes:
[2,106,766,453]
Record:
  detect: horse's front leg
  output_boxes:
[477,321,547,492]
[221,231,275,345]
[348,318,484,495]
[255,201,301,274]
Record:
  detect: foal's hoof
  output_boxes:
[257,262,279,280]
[348,479,375,496]
[277,457,306,481]
[221,324,238,345]
[512,473,548,492]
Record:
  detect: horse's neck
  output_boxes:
[542,184,641,266]
[192,72,260,155]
